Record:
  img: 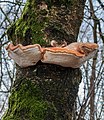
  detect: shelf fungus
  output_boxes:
[6,44,42,67]
[6,42,98,68]
[42,42,98,68]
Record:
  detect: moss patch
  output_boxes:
[7,0,48,45]
[7,0,75,45]
[3,80,57,120]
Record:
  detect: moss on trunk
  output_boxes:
[3,79,58,120]
[7,0,85,46]
[3,0,86,119]
[3,65,81,120]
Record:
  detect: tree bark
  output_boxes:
[3,0,86,120]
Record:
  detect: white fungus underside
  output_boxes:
[8,47,42,67]
[42,50,97,68]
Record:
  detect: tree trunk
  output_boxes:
[3,0,86,120]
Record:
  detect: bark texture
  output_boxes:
[3,0,86,120]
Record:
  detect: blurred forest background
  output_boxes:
[0,0,104,119]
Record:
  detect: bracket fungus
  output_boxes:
[6,44,42,67]
[6,42,98,68]
[42,42,98,68]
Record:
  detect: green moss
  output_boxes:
[3,80,57,120]
[7,0,76,45]
[7,0,48,45]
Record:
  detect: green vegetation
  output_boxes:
[7,0,74,45]
[7,0,48,45]
[3,79,57,120]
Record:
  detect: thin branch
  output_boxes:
[97,0,104,10]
